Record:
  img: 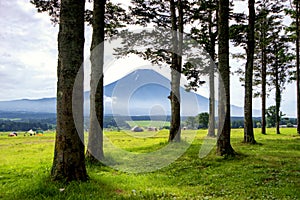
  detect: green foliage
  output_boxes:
[184,116,198,129]
[266,106,285,128]
[1,129,299,199]
[197,112,209,129]
[30,0,127,37]
[231,120,244,129]
[0,119,53,132]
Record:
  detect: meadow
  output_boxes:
[126,120,170,128]
[0,128,299,199]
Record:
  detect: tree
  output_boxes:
[297,0,300,135]
[255,1,269,135]
[295,0,300,135]
[51,0,88,181]
[169,0,184,142]
[86,0,106,163]
[185,116,198,129]
[266,105,285,129]
[197,112,209,129]
[267,34,293,134]
[286,0,300,134]
[216,0,236,156]
[122,0,187,142]
[243,0,256,144]
[188,0,218,137]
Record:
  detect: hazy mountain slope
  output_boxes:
[0,69,260,116]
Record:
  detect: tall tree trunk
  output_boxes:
[296,0,300,135]
[169,0,182,142]
[261,62,267,134]
[51,0,88,181]
[244,0,256,144]
[86,0,106,163]
[275,45,281,135]
[208,8,217,137]
[261,12,267,135]
[216,0,236,156]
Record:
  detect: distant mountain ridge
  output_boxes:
[0,98,56,113]
[0,69,260,117]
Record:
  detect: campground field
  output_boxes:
[126,120,170,128]
[0,128,299,199]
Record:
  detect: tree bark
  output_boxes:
[208,7,217,137]
[244,0,256,144]
[261,12,267,135]
[169,0,182,142]
[217,0,235,156]
[51,0,88,181]
[86,0,106,163]
[296,0,300,135]
[275,56,281,134]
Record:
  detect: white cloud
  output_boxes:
[0,0,58,100]
[104,96,116,104]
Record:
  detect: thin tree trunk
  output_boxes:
[208,65,216,137]
[86,0,106,162]
[261,68,267,134]
[176,0,184,139]
[169,0,181,142]
[217,0,236,156]
[261,13,267,135]
[244,0,256,144]
[51,0,88,181]
[208,8,216,137]
[275,45,281,135]
[296,0,300,135]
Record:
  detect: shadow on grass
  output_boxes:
[8,172,125,200]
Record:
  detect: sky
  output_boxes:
[0,0,297,117]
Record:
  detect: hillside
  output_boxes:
[0,69,260,116]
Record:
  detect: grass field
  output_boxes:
[0,128,299,199]
[126,120,170,128]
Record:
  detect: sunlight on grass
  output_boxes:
[0,128,299,199]
[126,121,170,128]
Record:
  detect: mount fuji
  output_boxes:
[0,69,260,117]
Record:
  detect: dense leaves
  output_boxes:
[31,0,127,36]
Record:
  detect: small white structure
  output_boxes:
[28,129,35,135]
[131,126,143,132]
[147,127,157,131]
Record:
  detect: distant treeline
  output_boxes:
[0,119,54,132]
[0,111,56,119]
[230,117,297,129]
[1,111,297,131]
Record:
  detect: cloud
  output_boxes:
[104,96,117,104]
[0,0,58,100]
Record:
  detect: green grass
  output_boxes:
[0,128,299,199]
[126,120,170,128]
[0,118,21,121]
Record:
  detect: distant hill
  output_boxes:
[0,98,56,113]
[0,69,260,117]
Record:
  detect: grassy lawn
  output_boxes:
[0,128,299,199]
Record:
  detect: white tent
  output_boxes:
[131,126,143,132]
